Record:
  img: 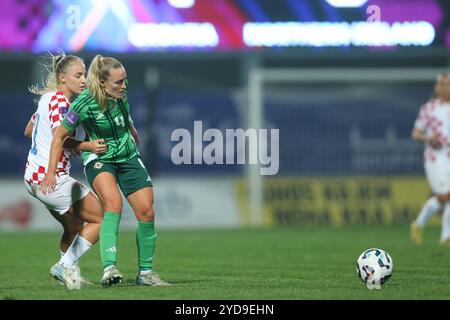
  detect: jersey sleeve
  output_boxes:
[414,102,430,132]
[30,113,36,124]
[48,93,69,130]
[61,94,87,132]
[121,79,133,124]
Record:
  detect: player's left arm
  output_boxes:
[24,119,33,138]
[24,113,36,138]
[129,118,140,146]
[123,81,140,146]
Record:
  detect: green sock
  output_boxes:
[100,211,121,269]
[136,221,156,272]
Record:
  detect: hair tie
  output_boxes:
[53,55,65,71]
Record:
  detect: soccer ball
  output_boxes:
[356,248,393,289]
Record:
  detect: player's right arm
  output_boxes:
[40,125,72,194]
[25,120,106,155]
[412,128,442,149]
[40,128,107,194]
[412,102,442,149]
[63,136,107,155]
[40,98,85,193]
[411,127,428,143]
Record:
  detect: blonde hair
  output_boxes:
[86,55,123,111]
[29,52,83,96]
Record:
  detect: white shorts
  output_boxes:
[24,174,91,215]
[425,157,450,195]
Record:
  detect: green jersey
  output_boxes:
[62,88,139,166]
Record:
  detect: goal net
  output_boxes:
[245,68,445,226]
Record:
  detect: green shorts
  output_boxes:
[84,156,153,197]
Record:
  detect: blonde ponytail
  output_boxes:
[86,55,123,112]
[29,52,82,96]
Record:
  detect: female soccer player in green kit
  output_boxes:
[40,55,170,287]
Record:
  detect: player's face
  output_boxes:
[435,75,450,101]
[103,67,127,99]
[60,60,86,96]
[440,76,450,101]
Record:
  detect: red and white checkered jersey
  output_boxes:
[414,98,450,163]
[24,91,72,184]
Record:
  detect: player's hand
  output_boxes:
[428,135,443,149]
[87,139,108,154]
[40,174,56,195]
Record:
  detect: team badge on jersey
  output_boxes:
[93,161,103,169]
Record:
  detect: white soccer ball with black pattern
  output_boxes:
[356,248,393,289]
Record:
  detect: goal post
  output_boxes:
[246,67,446,227]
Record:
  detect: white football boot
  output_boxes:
[100,265,123,287]
[136,271,170,286]
[50,263,81,290]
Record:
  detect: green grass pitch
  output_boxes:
[1,226,450,300]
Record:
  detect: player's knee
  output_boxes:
[63,221,82,236]
[138,206,154,222]
[437,194,450,203]
[91,213,103,224]
[102,198,122,213]
[90,223,101,239]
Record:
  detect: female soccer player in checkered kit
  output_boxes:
[411,73,450,245]
[40,55,170,287]
[24,54,107,289]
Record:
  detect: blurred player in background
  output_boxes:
[24,53,106,289]
[411,73,450,245]
[40,55,170,287]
